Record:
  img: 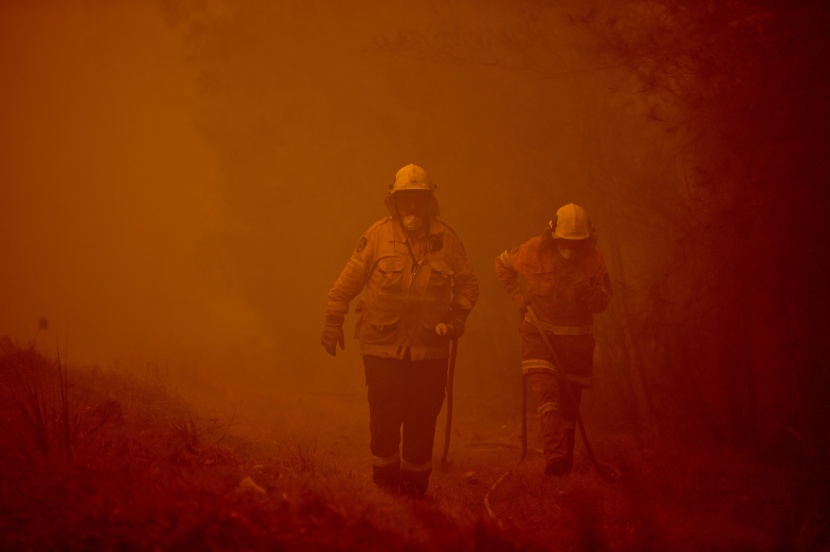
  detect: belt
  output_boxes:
[525,315,593,335]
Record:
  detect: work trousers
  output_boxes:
[363,351,448,495]
[521,329,593,465]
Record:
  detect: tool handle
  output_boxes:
[440,338,458,465]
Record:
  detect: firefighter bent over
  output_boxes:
[322,164,479,496]
[495,203,611,476]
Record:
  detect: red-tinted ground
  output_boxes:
[1,342,827,551]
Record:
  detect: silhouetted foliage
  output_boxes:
[569,0,830,462]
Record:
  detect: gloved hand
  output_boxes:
[512,292,530,316]
[321,315,345,356]
[572,272,611,312]
[434,323,455,337]
[435,307,468,339]
[570,275,593,300]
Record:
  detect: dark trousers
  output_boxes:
[363,351,447,494]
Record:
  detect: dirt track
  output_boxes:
[184,360,534,504]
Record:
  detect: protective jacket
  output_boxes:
[495,231,612,384]
[326,216,478,360]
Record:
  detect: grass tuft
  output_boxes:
[0,339,82,463]
[280,437,318,474]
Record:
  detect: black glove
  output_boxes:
[435,308,468,339]
[321,315,345,356]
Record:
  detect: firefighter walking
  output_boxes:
[322,164,479,496]
[495,203,612,476]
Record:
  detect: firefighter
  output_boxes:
[322,164,479,496]
[495,203,612,476]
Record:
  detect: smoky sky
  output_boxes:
[1,1,664,387]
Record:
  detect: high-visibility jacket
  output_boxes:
[326,216,478,360]
[495,231,612,384]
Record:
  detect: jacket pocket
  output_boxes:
[362,309,401,345]
[376,256,405,292]
[426,261,453,293]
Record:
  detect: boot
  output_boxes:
[399,469,430,497]
[372,465,400,491]
[545,457,570,476]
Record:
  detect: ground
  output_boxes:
[0,343,827,551]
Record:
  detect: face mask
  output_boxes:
[559,248,574,259]
[401,215,425,233]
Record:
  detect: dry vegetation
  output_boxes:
[1,340,826,551]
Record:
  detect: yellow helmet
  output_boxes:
[550,203,593,240]
[389,164,436,193]
[384,164,440,217]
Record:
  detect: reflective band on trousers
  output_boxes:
[401,457,432,473]
[372,451,400,468]
[538,401,560,416]
[525,317,593,335]
[521,358,559,375]
[522,358,591,386]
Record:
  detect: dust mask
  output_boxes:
[401,215,425,233]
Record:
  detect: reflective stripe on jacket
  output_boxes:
[327,216,478,360]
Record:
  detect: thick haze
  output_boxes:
[1,1,661,393]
